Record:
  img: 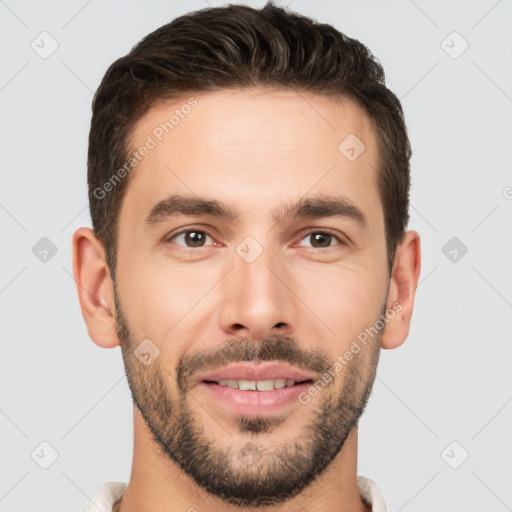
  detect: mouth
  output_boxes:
[203,378,312,391]
[195,363,315,416]
[196,362,315,385]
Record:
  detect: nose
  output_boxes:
[218,241,299,341]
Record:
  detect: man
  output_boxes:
[73,2,421,511]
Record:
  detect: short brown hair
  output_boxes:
[88,1,411,276]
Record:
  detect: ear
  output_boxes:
[381,230,421,350]
[72,227,120,348]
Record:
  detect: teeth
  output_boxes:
[218,380,239,388]
[256,379,274,391]
[216,378,296,391]
[274,378,286,389]
[239,380,256,391]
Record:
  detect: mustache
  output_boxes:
[176,334,332,393]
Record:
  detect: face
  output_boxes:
[114,88,391,506]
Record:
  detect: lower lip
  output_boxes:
[198,382,312,416]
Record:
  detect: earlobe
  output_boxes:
[72,227,120,348]
[381,230,421,350]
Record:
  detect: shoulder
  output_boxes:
[357,475,387,512]
[81,482,127,512]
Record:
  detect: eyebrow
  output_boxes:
[145,194,366,228]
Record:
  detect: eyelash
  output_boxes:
[165,227,346,250]
[297,230,347,248]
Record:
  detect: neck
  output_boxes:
[115,409,370,512]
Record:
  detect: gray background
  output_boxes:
[1,0,511,510]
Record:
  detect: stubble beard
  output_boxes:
[114,287,383,507]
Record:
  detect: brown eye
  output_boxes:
[168,230,213,248]
[298,231,343,249]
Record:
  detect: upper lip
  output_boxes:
[195,362,315,385]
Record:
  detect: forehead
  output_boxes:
[121,87,381,227]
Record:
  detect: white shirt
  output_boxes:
[82,476,386,512]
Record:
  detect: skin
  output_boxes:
[73,88,421,512]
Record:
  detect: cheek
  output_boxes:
[116,252,221,346]
[293,263,385,350]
